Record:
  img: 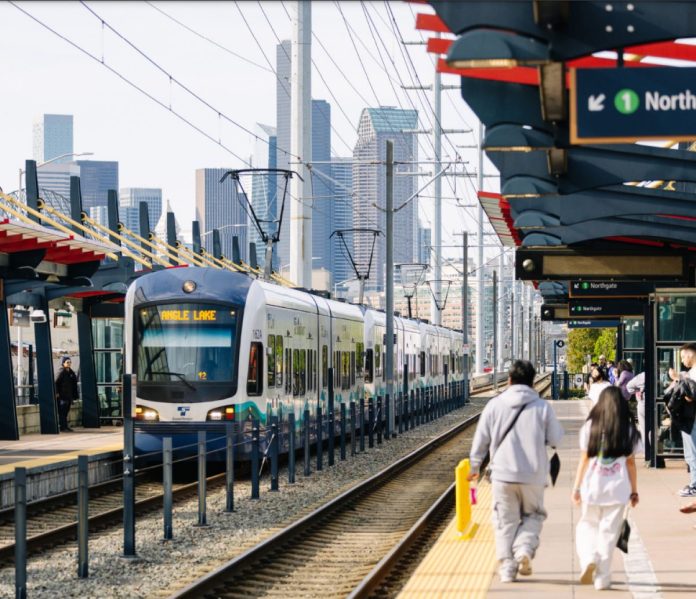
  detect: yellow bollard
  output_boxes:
[455,458,477,539]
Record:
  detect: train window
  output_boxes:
[350,351,356,386]
[322,345,328,389]
[420,352,426,377]
[276,336,283,387]
[285,348,292,395]
[246,342,263,396]
[314,350,318,391]
[365,349,373,383]
[307,349,313,392]
[356,342,364,377]
[341,352,350,390]
[293,349,299,396]
[299,350,306,396]
[267,336,275,387]
[375,344,382,378]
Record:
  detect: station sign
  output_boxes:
[569,280,661,298]
[568,299,644,317]
[567,320,620,329]
[570,67,696,144]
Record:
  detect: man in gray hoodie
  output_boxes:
[467,360,564,583]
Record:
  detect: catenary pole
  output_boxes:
[461,232,469,402]
[431,33,442,325]
[476,121,485,373]
[386,140,395,436]
[290,0,312,287]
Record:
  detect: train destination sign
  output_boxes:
[570,67,696,144]
[158,309,219,322]
[568,299,644,317]
[567,320,620,329]
[569,281,661,298]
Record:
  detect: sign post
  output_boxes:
[571,67,696,144]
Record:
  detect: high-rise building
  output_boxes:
[311,99,332,273]
[274,40,334,278]
[195,168,248,262]
[275,40,292,269]
[330,157,354,290]
[353,107,419,291]
[36,162,80,201]
[33,114,73,164]
[251,123,279,271]
[75,160,119,211]
[119,188,162,232]
[418,224,432,266]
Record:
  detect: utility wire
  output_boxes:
[143,1,273,72]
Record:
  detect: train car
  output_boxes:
[124,266,466,461]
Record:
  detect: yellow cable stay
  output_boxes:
[116,223,189,267]
[80,211,169,268]
[0,191,129,264]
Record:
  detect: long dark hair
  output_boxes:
[586,386,640,458]
[617,360,633,374]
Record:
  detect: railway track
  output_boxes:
[167,374,551,599]
[1,374,550,567]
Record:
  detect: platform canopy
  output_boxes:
[415,0,696,308]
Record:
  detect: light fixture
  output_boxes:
[484,124,555,152]
[182,280,197,293]
[45,274,60,283]
[446,30,550,69]
[30,308,47,324]
[522,259,536,272]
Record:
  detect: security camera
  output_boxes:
[30,308,47,324]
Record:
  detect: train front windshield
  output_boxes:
[136,304,238,388]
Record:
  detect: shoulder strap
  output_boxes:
[491,403,527,460]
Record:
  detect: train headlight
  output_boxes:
[182,280,197,293]
[207,406,235,421]
[135,406,160,421]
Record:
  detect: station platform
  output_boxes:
[399,400,696,598]
[0,427,123,509]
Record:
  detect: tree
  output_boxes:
[567,328,600,372]
[594,328,617,362]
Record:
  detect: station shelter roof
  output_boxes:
[413,1,696,307]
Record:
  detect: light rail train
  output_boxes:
[124,267,469,459]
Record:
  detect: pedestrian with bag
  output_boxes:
[467,360,564,583]
[55,356,79,432]
[572,386,641,590]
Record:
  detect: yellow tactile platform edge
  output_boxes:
[0,443,122,476]
[398,483,497,599]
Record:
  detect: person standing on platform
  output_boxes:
[55,356,79,432]
[572,386,641,590]
[627,371,646,453]
[588,366,612,407]
[615,360,635,401]
[467,360,564,583]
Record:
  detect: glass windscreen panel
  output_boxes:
[136,304,237,384]
[657,294,696,342]
[623,318,644,350]
[657,347,679,398]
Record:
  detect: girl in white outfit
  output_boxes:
[587,366,612,406]
[572,386,641,590]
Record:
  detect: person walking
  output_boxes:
[588,366,612,407]
[55,356,79,432]
[615,360,635,401]
[627,371,646,454]
[467,360,564,583]
[572,386,641,590]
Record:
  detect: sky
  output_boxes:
[0,1,499,261]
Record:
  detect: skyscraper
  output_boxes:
[275,40,334,279]
[330,157,354,289]
[75,160,119,211]
[33,114,73,164]
[119,188,163,232]
[311,99,332,273]
[353,107,419,290]
[251,123,279,271]
[195,168,248,262]
[275,40,292,269]
[418,223,432,266]
[36,163,80,201]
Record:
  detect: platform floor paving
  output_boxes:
[400,400,696,598]
[0,427,123,473]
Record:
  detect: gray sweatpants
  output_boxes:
[492,481,547,562]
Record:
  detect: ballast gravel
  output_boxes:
[0,399,487,598]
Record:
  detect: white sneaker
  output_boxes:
[499,559,517,583]
[579,562,596,585]
[517,554,532,576]
[594,577,611,590]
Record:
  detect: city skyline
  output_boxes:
[0,2,492,265]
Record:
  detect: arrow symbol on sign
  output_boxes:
[588,94,606,112]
